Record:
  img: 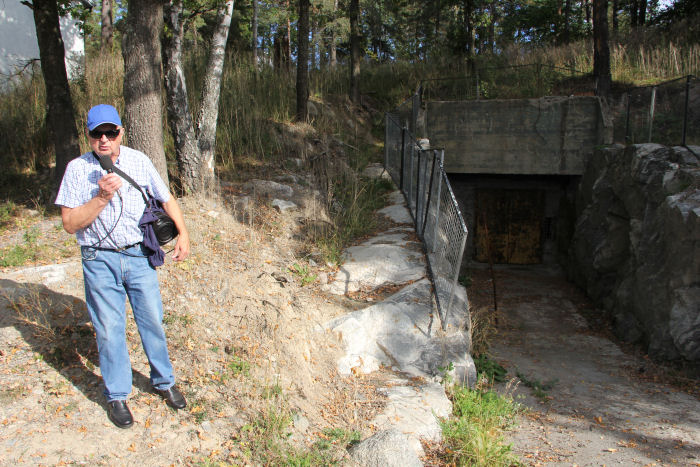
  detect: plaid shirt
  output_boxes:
[55,146,171,249]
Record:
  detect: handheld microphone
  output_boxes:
[99,154,114,173]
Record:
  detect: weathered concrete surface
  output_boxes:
[370,381,452,456]
[568,144,700,362]
[427,96,607,175]
[327,206,424,295]
[348,429,424,467]
[377,191,413,224]
[326,279,475,383]
[324,189,474,460]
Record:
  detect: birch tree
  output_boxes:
[164,0,235,193]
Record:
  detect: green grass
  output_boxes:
[440,384,521,466]
[288,262,317,286]
[0,226,42,267]
[516,371,558,403]
[475,354,508,383]
[230,402,358,466]
[315,176,394,266]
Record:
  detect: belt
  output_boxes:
[115,243,141,251]
[87,242,141,252]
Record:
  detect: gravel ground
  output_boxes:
[469,264,700,467]
[0,196,389,466]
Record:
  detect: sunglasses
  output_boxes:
[89,129,120,139]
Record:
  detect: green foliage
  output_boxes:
[475,354,508,383]
[232,404,354,466]
[0,202,20,231]
[316,175,393,267]
[288,262,317,286]
[0,227,41,267]
[441,385,520,466]
[516,371,558,402]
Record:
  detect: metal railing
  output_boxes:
[384,111,468,330]
[615,74,698,147]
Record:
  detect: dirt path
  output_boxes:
[472,265,700,466]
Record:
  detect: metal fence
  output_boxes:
[385,111,468,329]
[614,75,698,146]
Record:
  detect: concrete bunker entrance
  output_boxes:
[448,173,576,265]
[421,95,606,265]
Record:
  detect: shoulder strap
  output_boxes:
[93,151,149,204]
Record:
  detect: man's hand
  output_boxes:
[97,173,122,201]
[61,173,122,234]
[172,230,190,262]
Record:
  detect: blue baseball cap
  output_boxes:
[86,104,122,130]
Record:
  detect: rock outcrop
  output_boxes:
[568,144,699,361]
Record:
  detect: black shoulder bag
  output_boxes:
[96,152,178,246]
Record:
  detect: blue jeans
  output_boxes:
[81,244,175,401]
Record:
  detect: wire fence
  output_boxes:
[385,111,468,330]
[614,75,698,146]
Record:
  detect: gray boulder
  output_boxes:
[348,429,423,467]
[568,144,700,361]
[243,179,293,199]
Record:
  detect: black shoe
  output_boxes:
[154,385,187,409]
[108,400,134,429]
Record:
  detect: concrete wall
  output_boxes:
[0,1,84,86]
[426,96,606,175]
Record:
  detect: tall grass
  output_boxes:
[0,33,697,204]
[439,383,520,466]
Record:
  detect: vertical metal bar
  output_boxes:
[400,127,406,192]
[476,70,480,100]
[682,75,690,146]
[625,91,631,144]
[411,93,419,135]
[416,149,422,230]
[408,144,415,212]
[421,150,438,241]
[431,151,445,253]
[384,112,391,175]
[648,86,657,143]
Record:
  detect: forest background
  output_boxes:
[0,0,698,213]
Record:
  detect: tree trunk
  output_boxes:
[593,0,612,99]
[349,0,360,104]
[311,18,318,70]
[329,0,337,67]
[638,0,647,25]
[564,0,571,42]
[252,0,258,65]
[164,0,233,194]
[489,0,497,52]
[630,0,638,26]
[101,0,113,51]
[195,0,234,192]
[283,0,292,70]
[122,0,168,183]
[464,0,475,64]
[164,0,202,193]
[296,0,310,121]
[585,0,591,26]
[30,0,80,191]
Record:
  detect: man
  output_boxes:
[55,104,190,429]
